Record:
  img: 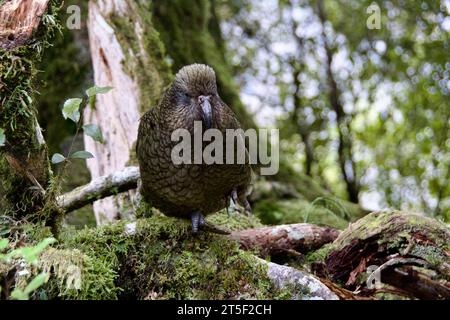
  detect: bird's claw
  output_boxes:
[227,188,252,216]
[230,189,238,205]
[190,211,230,235]
[242,198,252,216]
[191,211,205,234]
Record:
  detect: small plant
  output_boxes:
[51,85,112,165]
[0,237,56,300]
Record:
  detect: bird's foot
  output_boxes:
[230,189,238,205]
[227,196,241,216]
[191,211,206,234]
[242,198,252,216]
[228,188,252,216]
[190,211,230,235]
[228,189,242,214]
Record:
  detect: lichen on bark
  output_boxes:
[106,0,172,115]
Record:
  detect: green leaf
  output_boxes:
[0,128,5,146]
[0,238,8,251]
[70,150,94,159]
[62,98,82,123]
[86,86,113,97]
[83,124,104,143]
[24,273,48,295]
[51,153,66,164]
[10,288,28,300]
[9,237,57,264]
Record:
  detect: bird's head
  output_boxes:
[164,64,220,130]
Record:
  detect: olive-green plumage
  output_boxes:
[137,64,251,232]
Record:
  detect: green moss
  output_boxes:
[29,246,117,300]
[305,243,333,265]
[53,214,285,299]
[306,210,450,273]
[333,210,449,251]
[3,213,325,299]
[0,1,61,221]
[106,0,172,114]
[207,210,264,231]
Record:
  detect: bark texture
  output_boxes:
[0,0,50,50]
[230,224,340,258]
[311,210,450,299]
[0,0,57,221]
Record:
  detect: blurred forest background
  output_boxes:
[36,0,449,226]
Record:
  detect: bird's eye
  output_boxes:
[178,92,192,105]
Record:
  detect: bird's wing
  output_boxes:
[217,99,252,169]
[136,107,158,154]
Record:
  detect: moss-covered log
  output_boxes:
[1,214,337,300]
[2,209,448,299]
[309,210,450,299]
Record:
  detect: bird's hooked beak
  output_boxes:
[198,95,212,129]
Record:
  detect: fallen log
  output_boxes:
[311,210,450,300]
[230,223,340,257]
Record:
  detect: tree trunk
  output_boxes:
[85,0,171,224]
[0,0,50,50]
[317,0,360,204]
[0,0,56,224]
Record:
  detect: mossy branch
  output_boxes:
[0,0,60,221]
[56,166,139,212]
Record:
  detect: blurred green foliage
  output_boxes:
[221,0,449,220]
